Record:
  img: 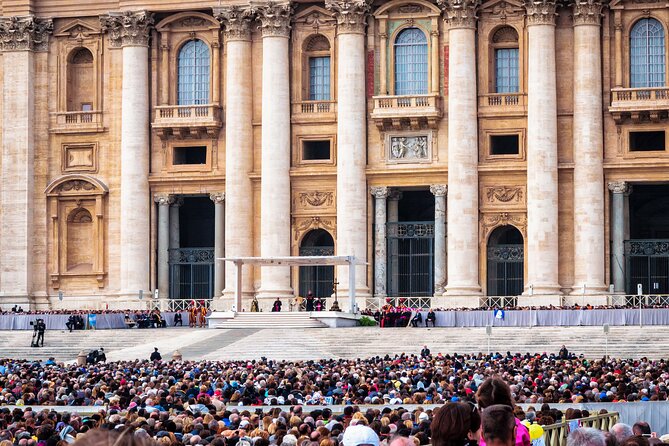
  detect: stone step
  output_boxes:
[209,312,328,329]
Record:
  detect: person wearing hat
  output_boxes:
[342,425,380,446]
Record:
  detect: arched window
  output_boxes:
[492,27,519,93]
[394,28,428,96]
[305,35,331,101]
[630,18,666,88]
[177,39,210,105]
[67,48,94,111]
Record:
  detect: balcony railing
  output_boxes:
[50,111,104,134]
[370,94,442,129]
[291,100,337,123]
[152,104,223,138]
[478,93,527,115]
[610,87,669,122]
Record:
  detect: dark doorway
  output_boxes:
[486,225,524,297]
[299,229,335,299]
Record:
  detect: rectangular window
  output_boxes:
[495,48,519,93]
[629,131,666,152]
[81,103,93,112]
[173,146,207,165]
[490,134,520,155]
[302,140,331,161]
[309,57,331,101]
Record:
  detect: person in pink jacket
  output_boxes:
[476,376,531,446]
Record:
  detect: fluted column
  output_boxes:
[210,193,226,298]
[524,0,560,296]
[608,182,629,293]
[215,7,255,304]
[154,194,173,298]
[571,0,606,294]
[431,185,448,295]
[438,0,481,297]
[102,11,154,296]
[371,187,388,298]
[327,0,372,305]
[169,197,183,251]
[253,1,294,300]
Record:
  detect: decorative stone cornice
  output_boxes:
[100,11,154,48]
[370,186,389,199]
[250,1,293,38]
[571,0,603,26]
[209,192,226,205]
[430,184,448,197]
[437,0,480,30]
[607,181,630,194]
[524,0,558,26]
[214,5,255,41]
[154,194,174,206]
[325,0,371,35]
[0,16,53,52]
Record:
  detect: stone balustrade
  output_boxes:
[152,104,223,138]
[50,111,104,133]
[370,94,442,129]
[610,87,669,123]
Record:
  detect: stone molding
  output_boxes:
[293,216,336,241]
[299,191,333,207]
[370,186,389,199]
[524,0,558,26]
[0,16,53,52]
[571,0,603,26]
[481,212,527,241]
[437,0,480,30]
[100,11,154,48]
[214,5,255,41]
[210,192,226,205]
[485,186,524,203]
[607,181,630,194]
[325,0,371,34]
[153,193,174,206]
[430,184,448,197]
[251,1,294,38]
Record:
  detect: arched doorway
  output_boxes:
[486,225,524,296]
[299,229,335,299]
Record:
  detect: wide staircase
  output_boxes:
[208,312,328,329]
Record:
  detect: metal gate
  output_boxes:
[625,240,669,295]
[298,246,335,298]
[387,221,434,297]
[486,244,524,297]
[169,248,214,299]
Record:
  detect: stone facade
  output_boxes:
[0,0,668,310]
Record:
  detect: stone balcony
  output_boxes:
[610,87,669,123]
[152,104,223,139]
[477,93,527,117]
[370,94,442,130]
[49,111,105,134]
[291,100,337,123]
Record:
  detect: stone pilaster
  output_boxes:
[210,193,226,298]
[102,11,154,296]
[169,197,183,250]
[430,185,448,295]
[438,0,482,299]
[327,0,372,307]
[608,181,629,293]
[0,16,52,303]
[154,194,173,298]
[254,1,295,301]
[387,190,402,296]
[215,7,256,306]
[370,187,388,299]
[524,0,561,298]
[571,0,606,295]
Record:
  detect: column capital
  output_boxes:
[154,193,174,206]
[524,0,558,26]
[171,196,184,208]
[571,0,603,26]
[210,192,226,205]
[215,5,255,41]
[608,181,630,194]
[430,184,448,197]
[0,16,53,52]
[437,0,480,30]
[388,189,403,201]
[325,0,371,35]
[100,10,154,48]
[370,186,389,199]
[250,1,293,38]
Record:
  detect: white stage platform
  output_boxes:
[207,311,360,329]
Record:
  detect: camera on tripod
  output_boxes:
[30,318,46,348]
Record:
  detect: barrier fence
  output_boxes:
[543,412,619,446]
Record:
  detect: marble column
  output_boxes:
[215,7,255,303]
[169,197,183,251]
[609,181,629,293]
[327,0,372,305]
[524,0,560,296]
[370,187,388,298]
[387,190,402,296]
[254,1,294,300]
[210,193,226,298]
[572,0,606,295]
[154,194,173,298]
[431,185,448,295]
[438,0,481,297]
[102,11,154,296]
[0,16,52,302]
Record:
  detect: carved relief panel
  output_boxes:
[292,188,337,246]
[385,131,434,164]
[480,185,526,209]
